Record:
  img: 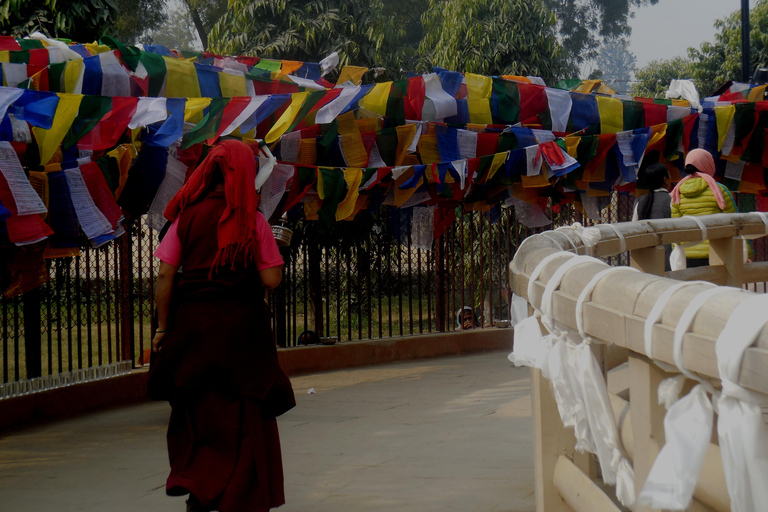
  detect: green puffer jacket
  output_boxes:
[671,177,736,260]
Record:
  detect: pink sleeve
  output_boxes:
[154,218,182,267]
[255,212,284,270]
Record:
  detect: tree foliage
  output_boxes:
[633,0,768,98]
[209,0,391,70]
[418,0,564,78]
[543,0,657,72]
[0,0,118,42]
[112,0,168,45]
[593,40,636,94]
[631,57,694,98]
[688,0,768,93]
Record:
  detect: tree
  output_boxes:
[688,0,768,94]
[543,0,658,73]
[592,40,636,94]
[183,0,227,51]
[209,0,389,69]
[631,57,695,98]
[112,0,168,45]
[0,0,118,42]
[632,0,768,99]
[418,0,565,78]
[147,5,202,51]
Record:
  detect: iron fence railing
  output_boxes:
[4,191,764,395]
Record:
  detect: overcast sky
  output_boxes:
[628,0,744,67]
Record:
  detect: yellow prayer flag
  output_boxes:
[360,82,391,117]
[596,96,623,134]
[521,173,550,188]
[465,73,492,99]
[564,136,580,158]
[715,105,736,152]
[304,196,321,220]
[32,93,83,165]
[219,72,247,98]
[468,99,493,125]
[671,99,690,107]
[748,85,767,103]
[395,124,417,166]
[281,60,302,75]
[336,66,368,86]
[500,75,530,83]
[317,167,328,200]
[84,43,111,55]
[297,139,317,165]
[336,111,359,135]
[163,56,201,98]
[574,80,601,94]
[487,152,508,181]
[265,91,310,144]
[336,168,364,221]
[63,59,84,94]
[340,133,368,168]
[417,134,440,164]
[0,51,9,63]
[184,97,212,123]
[596,83,616,95]
[394,167,419,207]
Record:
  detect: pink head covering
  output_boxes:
[669,149,726,209]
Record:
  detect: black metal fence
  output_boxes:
[8,190,735,391]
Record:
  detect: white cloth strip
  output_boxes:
[606,224,627,253]
[644,281,712,360]
[673,286,735,385]
[527,252,576,318]
[554,226,579,252]
[541,233,565,251]
[688,215,708,242]
[541,255,597,322]
[576,266,640,339]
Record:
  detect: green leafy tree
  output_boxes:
[147,5,202,51]
[688,0,768,94]
[209,0,390,70]
[593,40,636,94]
[544,0,658,72]
[183,0,227,51]
[631,57,695,98]
[418,0,564,78]
[112,0,168,44]
[0,0,118,42]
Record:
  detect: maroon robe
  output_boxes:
[148,190,295,512]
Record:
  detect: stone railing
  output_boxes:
[509,213,768,512]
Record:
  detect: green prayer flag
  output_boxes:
[99,36,141,71]
[377,127,398,166]
[317,120,339,165]
[318,167,346,230]
[95,154,121,193]
[386,80,407,126]
[63,95,112,150]
[17,40,43,50]
[139,52,167,97]
[181,97,230,149]
[9,50,29,64]
[664,118,684,160]
[492,78,520,125]
[47,62,67,92]
[554,79,582,91]
[497,132,518,152]
[623,101,644,131]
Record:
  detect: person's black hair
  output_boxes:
[637,163,669,220]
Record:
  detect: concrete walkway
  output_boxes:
[0,352,534,512]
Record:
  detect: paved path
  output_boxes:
[0,352,534,512]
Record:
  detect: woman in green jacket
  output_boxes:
[670,149,737,267]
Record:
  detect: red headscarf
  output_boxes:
[670,148,726,210]
[164,140,261,271]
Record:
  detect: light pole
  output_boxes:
[742,0,751,82]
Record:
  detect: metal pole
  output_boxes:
[742,0,751,82]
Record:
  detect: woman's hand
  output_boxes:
[152,331,166,353]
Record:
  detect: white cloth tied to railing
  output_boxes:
[508,252,637,508]
[715,294,768,512]
[639,285,731,510]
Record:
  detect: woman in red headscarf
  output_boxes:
[670,148,737,267]
[148,140,295,512]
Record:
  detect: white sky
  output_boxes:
[629,0,744,67]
